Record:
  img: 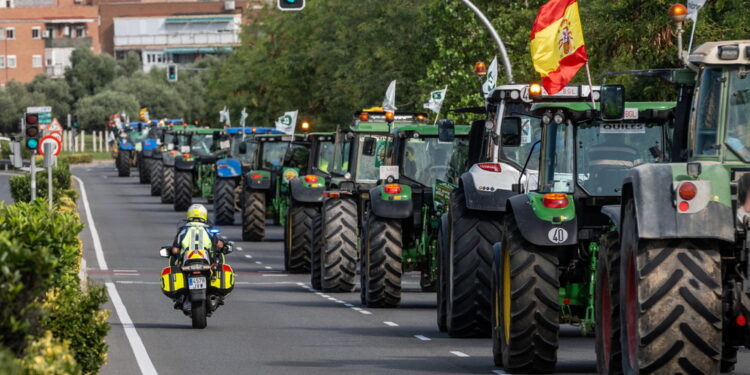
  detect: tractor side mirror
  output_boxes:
[501,117,523,147]
[362,137,377,156]
[600,84,625,121]
[437,119,455,143]
[159,246,170,258]
[239,142,248,154]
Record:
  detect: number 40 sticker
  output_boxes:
[548,228,569,244]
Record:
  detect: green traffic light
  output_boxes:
[26,138,38,149]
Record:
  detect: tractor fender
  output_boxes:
[162,153,176,167]
[246,171,271,190]
[174,157,195,171]
[216,158,242,178]
[460,164,520,212]
[506,194,578,247]
[142,149,153,158]
[143,139,159,152]
[600,205,621,232]
[368,185,412,219]
[623,163,734,242]
[118,139,134,151]
[290,178,324,203]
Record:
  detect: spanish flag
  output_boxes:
[530,0,588,95]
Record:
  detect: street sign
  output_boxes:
[38,112,52,124]
[38,135,61,156]
[49,119,63,133]
[26,106,52,114]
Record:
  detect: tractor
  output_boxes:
[170,128,219,211]
[490,99,675,373]
[360,122,470,307]
[142,120,185,193]
[113,121,151,177]
[313,109,428,292]
[158,127,199,204]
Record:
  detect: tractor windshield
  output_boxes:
[190,134,214,156]
[503,116,542,170]
[332,137,352,175]
[402,137,468,187]
[725,69,750,162]
[540,122,575,193]
[127,128,149,144]
[577,121,664,196]
[356,135,389,183]
[261,142,290,171]
[231,136,256,164]
[317,141,335,173]
[287,143,311,171]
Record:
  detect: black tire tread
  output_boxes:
[241,190,265,241]
[595,231,622,375]
[173,170,193,211]
[116,151,130,177]
[161,166,175,203]
[213,178,236,225]
[321,198,358,293]
[149,159,162,196]
[364,216,402,308]
[284,204,315,274]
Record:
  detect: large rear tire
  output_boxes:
[364,216,402,308]
[173,170,193,211]
[213,178,236,225]
[241,190,265,241]
[321,198,358,293]
[191,300,207,329]
[495,213,559,373]
[138,155,150,184]
[620,199,721,374]
[310,211,323,289]
[149,159,162,196]
[161,166,175,203]
[595,231,622,375]
[116,151,130,177]
[446,188,501,338]
[437,214,449,332]
[284,204,315,274]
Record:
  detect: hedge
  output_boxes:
[9,159,75,204]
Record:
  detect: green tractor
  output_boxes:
[240,133,309,241]
[283,132,335,273]
[312,109,429,292]
[595,41,750,374]
[360,122,470,307]
[490,99,675,373]
[171,128,219,211]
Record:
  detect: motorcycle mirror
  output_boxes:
[159,247,170,258]
[224,245,234,254]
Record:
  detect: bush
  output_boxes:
[60,153,93,164]
[9,160,74,203]
[0,346,22,375]
[22,331,81,375]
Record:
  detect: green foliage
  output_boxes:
[26,76,73,122]
[21,331,81,375]
[0,347,22,375]
[107,72,187,119]
[0,82,46,134]
[59,153,94,164]
[9,161,75,203]
[116,51,142,77]
[65,46,118,102]
[74,90,139,130]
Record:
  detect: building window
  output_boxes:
[0,56,4,69]
[5,0,13,8]
[32,27,40,39]
[46,28,54,39]
[75,27,84,38]
[6,28,14,40]
[32,55,41,68]
[8,56,16,69]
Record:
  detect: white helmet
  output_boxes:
[186,204,208,223]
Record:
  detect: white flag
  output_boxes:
[219,106,231,126]
[382,80,397,112]
[423,87,448,114]
[686,0,706,21]
[275,110,298,135]
[240,108,248,128]
[482,56,498,98]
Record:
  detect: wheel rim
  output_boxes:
[625,251,638,370]
[600,266,612,370]
[502,244,511,344]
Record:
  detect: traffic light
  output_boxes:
[71,115,79,129]
[24,113,40,150]
[277,0,304,11]
[167,64,178,82]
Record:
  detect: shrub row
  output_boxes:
[9,159,75,203]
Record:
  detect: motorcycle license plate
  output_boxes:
[188,277,206,290]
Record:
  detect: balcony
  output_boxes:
[44,37,92,49]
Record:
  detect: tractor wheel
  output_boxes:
[321,198,358,293]
[620,199,721,374]
[116,151,130,177]
[138,156,150,184]
[446,187,501,338]
[191,300,207,329]
[241,190,265,241]
[149,160,162,196]
[595,231,622,375]
[161,167,175,203]
[310,211,323,290]
[284,204,315,274]
[364,215,402,308]
[173,170,193,211]
[213,178,236,225]
[360,222,368,305]
[496,213,559,373]
[437,214,449,332]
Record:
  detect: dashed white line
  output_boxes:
[264,266,272,270]
[451,351,470,358]
[113,269,138,273]
[351,307,363,311]
[244,255,252,259]
[414,335,431,341]
[358,310,372,315]
[384,321,399,327]
[344,303,354,307]
[255,261,262,264]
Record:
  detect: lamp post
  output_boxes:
[459,0,514,83]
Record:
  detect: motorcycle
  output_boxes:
[159,231,237,329]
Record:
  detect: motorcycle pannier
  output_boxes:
[161,266,186,297]
[210,264,235,295]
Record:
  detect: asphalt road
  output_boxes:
[71,163,750,375]
[0,173,15,204]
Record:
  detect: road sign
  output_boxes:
[38,112,52,124]
[49,119,63,133]
[26,106,52,114]
[38,135,61,156]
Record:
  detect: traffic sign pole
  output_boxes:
[45,142,53,208]
[30,151,36,200]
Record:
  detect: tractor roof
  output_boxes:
[689,40,750,66]
[531,101,675,112]
[392,124,471,136]
[225,127,282,135]
[487,84,600,104]
[255,133,306,142]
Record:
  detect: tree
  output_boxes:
[64,46,117,101]
[116,51,142,77]
[74,90,139,130]
[26,75,73,121]
[0,82,46,134]
[107,72,187,120]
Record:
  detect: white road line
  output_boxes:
[114,273,141,276]
[320,294,330,298]
[116,281,160,285]
[296,282,305,286]
[344,303,354,307]
[334,300,346,304]
[261,274,287,277]
[255,261,262,264]
[384,321,399,327]
[264,266,272,270]
[450,351,470,358]
[106,282,157,375]
[351,307,363,311]
[414,335,431,341]
[73,176,108,270]
[113,269,138,273]
[244,255,252,259]
[492,370,509,375]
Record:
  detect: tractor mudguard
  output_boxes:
[507,195,578,247]
[290,178,324,203]
[163,153,176,167]
[216,158,242,178]
[600,205,620,232]
[142,149,153,158]
[143,139,158,152]
[246,171,271,190]
[460,171,516,212]
[623,163,734,242]
[174,157,196,171]
[118,140,134,151]
[368,186,413,219]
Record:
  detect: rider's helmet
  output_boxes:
[186,204,208,223]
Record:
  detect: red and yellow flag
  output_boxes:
[530,0,588,95]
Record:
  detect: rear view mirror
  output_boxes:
[501,117,523,147]
[600,84,625,120]
[362,137,377,156]
[239,142,247,154]
[437,119,455,143]
[159,246,170,258]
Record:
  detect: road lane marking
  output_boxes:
[451,351,470,358]
[414,335,431,341]
[344,303,354,307]
[255,261,262,264]
[492,370,510,375]
[264,266,272,270]
[73,176,108,270]
[116,281,160,285]
[384,321,398,327]
[261,274,287,277]
[113,269,138,273]
[244,255,252,259]
[106,282,157,375]
[358,310,372,315]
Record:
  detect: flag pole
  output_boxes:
[433,109,440,125]
[584,62,597,109]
